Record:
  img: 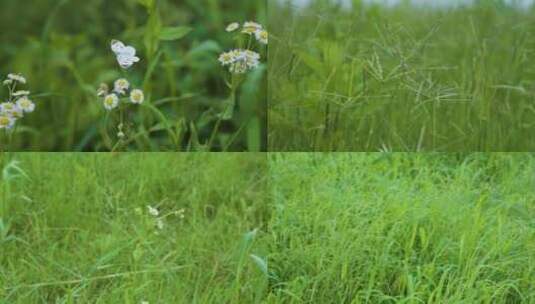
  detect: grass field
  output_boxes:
[0,153,269,303]
[268,153,535,303]
[0,0,266,151]
[269,0,535,151]
[2,152,535,303]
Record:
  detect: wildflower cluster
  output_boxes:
[218,49,261,74]
[218,21,267,74]
[97,78,144,111]
[97,40,144,112]
[1,73,35,130]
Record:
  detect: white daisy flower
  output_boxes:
[130,89,144,104]
[0,115,15,129]
[219,49,261,74]
[114,78,130,95]
[7,73,26,84]
[13,90,30,97]
[218,51,236,66]
[11,107,24,120]
[235,50,260,73]
[16,96,35,113]
[103,94,119,111]
[244,50,260,65]
[147,205,159,217]
[255,30,268,45]
[242,21,263,35]
[226,22,240,32]
[111,40,140,69]
[0,102,17,114]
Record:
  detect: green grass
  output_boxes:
[0,153,269,303]
[0,0,266,151]
[269,0,535,151]
[2,152,535,303]
[268,153,535,303]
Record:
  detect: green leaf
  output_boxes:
[159,27,192,41]
[144,10,162,58]
[249,254,268,277]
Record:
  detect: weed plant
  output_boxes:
[0,0,266,151]
[0,153,269,302]
[268,153,535,302]
[269,0,535,151]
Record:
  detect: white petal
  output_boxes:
[121,46,137,57]
[111,40,126,54]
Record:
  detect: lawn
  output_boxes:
[268,153,535,303]
[0,0,266,151]
[0,153,269,303]
[269,0,535,151]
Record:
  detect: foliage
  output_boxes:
[0,153,269,302]
[0,0,266,151]
[268,152,535,302]
[269,0,535,151]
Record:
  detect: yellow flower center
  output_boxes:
[0,116,10,126]
[104,97,115,106]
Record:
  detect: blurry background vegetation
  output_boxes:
[0,0,266,151]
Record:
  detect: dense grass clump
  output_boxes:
[268,153,535,303]
[0,153,268,303]
[0,0,266,151]
[269,0,535,151]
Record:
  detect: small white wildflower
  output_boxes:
[0,115,15,129]
[114,78,130,95]
[3,79,13,86]
[97,83,109,97]
[7,73,26,84]
[117,131,125,139]
[147,205,159,217]
[156,218,164,230]
[226,22,240,32]
[129,89,144,104]
[16,97,35,113]
[13,90,30,97]
[244,50,260,67]
[10,105,24,119]
[0,102,17,114]
[103,94,119,111]
[218,51,236,66]
[242,21,263,35]
[255,30,268,45]
[219,49,261,74]
[111,40,140,69]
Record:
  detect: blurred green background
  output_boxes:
[0,0,266,151]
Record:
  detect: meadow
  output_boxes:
[269,0,535,151]
[268,153,535,303]
[0,0,266,151]
[0,153,269,303]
